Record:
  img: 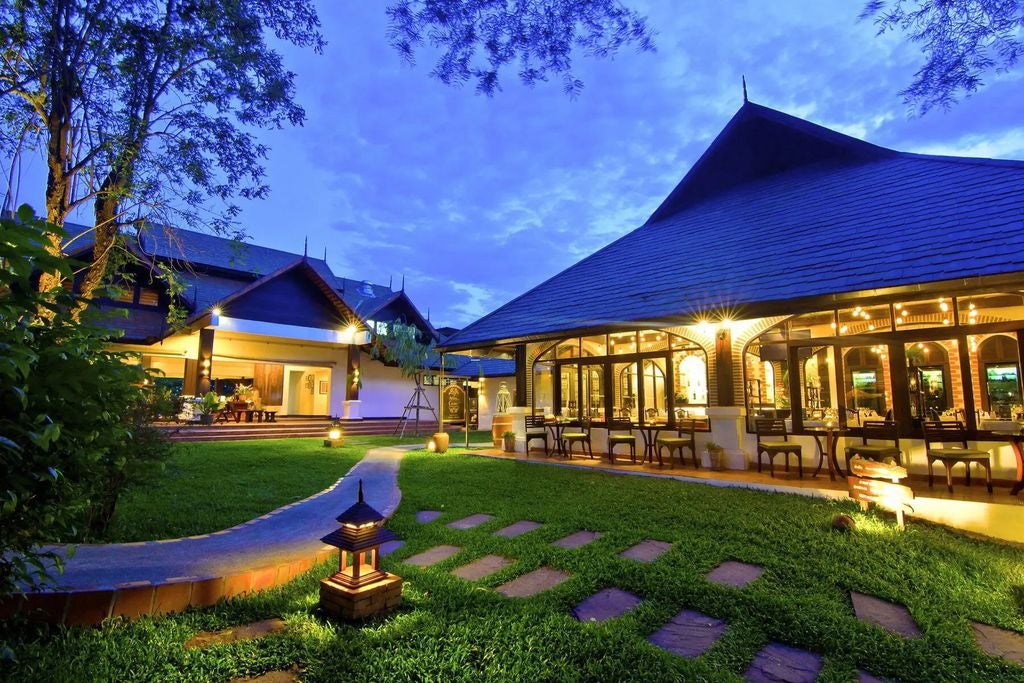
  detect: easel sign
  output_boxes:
[439,376,470,448]
[847,458,914,530]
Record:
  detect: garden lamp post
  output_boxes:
[319,480,402,620]
[324,419,345,448]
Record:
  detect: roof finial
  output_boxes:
[427,307,431,322]
[389,275,393,290]
[357,479,364,503]
[323,245,327,261]
[401,274,405,291]
[742,75,748,103]
[303,235,308,258]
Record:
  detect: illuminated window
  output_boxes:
[138,288,159,306]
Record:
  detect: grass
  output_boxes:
[103,430,489,542]
[3,450,1023,682]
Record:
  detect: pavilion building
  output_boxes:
[438,100,1024,500]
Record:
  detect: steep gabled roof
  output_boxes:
[440,101,1024,351]
[182,257,360,328]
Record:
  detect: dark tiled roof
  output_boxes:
[442,101,1024,350]
[64,222,431,331]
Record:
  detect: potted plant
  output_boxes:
[502,430,516,453]
[704,440,726,471]
[195,391,222,425]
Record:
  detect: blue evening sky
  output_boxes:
[12,1,1024,328]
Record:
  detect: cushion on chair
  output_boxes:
[562,432,587,440]
[758,441,801,451]
[927,448,989,459]
[656,437,692,446]
[608,434,635,443]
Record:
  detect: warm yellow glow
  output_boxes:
[212,307,222,316]
[426,439,437,452]
[329,428,342,440]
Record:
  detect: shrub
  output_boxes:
[0,207,171,597]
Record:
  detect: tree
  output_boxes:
[0,206,171,597]
[863,1,1024,113]
[0,0,323,305]
[387,0,654,96]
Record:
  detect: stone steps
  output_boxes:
[160,418,439,442]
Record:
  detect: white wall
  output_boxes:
[358,353,421,418]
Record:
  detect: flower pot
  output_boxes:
[502,435,516,452]
[199,414,213,426]
[428,432,450,453]
[707,447,726,471]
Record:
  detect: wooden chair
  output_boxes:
[845,420,902,473]
[755,418,803,478]
[656,419,698,468]
[562,417,593,459]
[524,415,549,457]
[922,420,992,493]
[606,420,636,463]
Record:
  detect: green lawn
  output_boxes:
[4,450,1023,682]
[104,431,491,542]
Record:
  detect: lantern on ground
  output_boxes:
[324,419,345,448]
[319,480,402,620]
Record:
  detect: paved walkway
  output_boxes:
[41,445,409,591]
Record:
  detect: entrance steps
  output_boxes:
[159,417,439,442]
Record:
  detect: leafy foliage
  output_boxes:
[0,208,171,597]
[387,0,655,96]
[863,0,1024,113]
[0,0,324,304]
[370,321,436,379]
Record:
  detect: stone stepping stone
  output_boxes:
[972,621,1024,666]
[572,587,641,623]
[451,555,513,581]
[404,545,462,567]
[495,520,542,538]
[447,513,495,530]
[229,669,299,683]
[496,567,571,598]
[380,540,404,556]
[744,642,823,683]
[416,510,442,523]
[553,530,602,549]
[706,561,765,589]
[648,609,727,658]
[620,539,672,563]
[851,591,921,639]
[185,618,285,649]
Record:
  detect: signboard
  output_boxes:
[441,383,466,422]
[847,457,914,530]
[849,459,907,481]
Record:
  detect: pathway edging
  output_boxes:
[1,445,412,626]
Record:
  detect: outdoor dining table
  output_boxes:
[989,430,1024,496]
[804,426,846,480]
[545,419,573,459]
[634,422,667,464]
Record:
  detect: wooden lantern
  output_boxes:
[319,480,402,620]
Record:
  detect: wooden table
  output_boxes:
[546,420,572,459]
[999,432,1024,496]
[634,423,666,464]
[804,427,845,480]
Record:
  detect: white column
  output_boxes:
[705,405,750,470]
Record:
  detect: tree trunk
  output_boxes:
[72,185,121,319]
[35,94,74,298]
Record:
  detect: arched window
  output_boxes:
[531,330,707,425]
